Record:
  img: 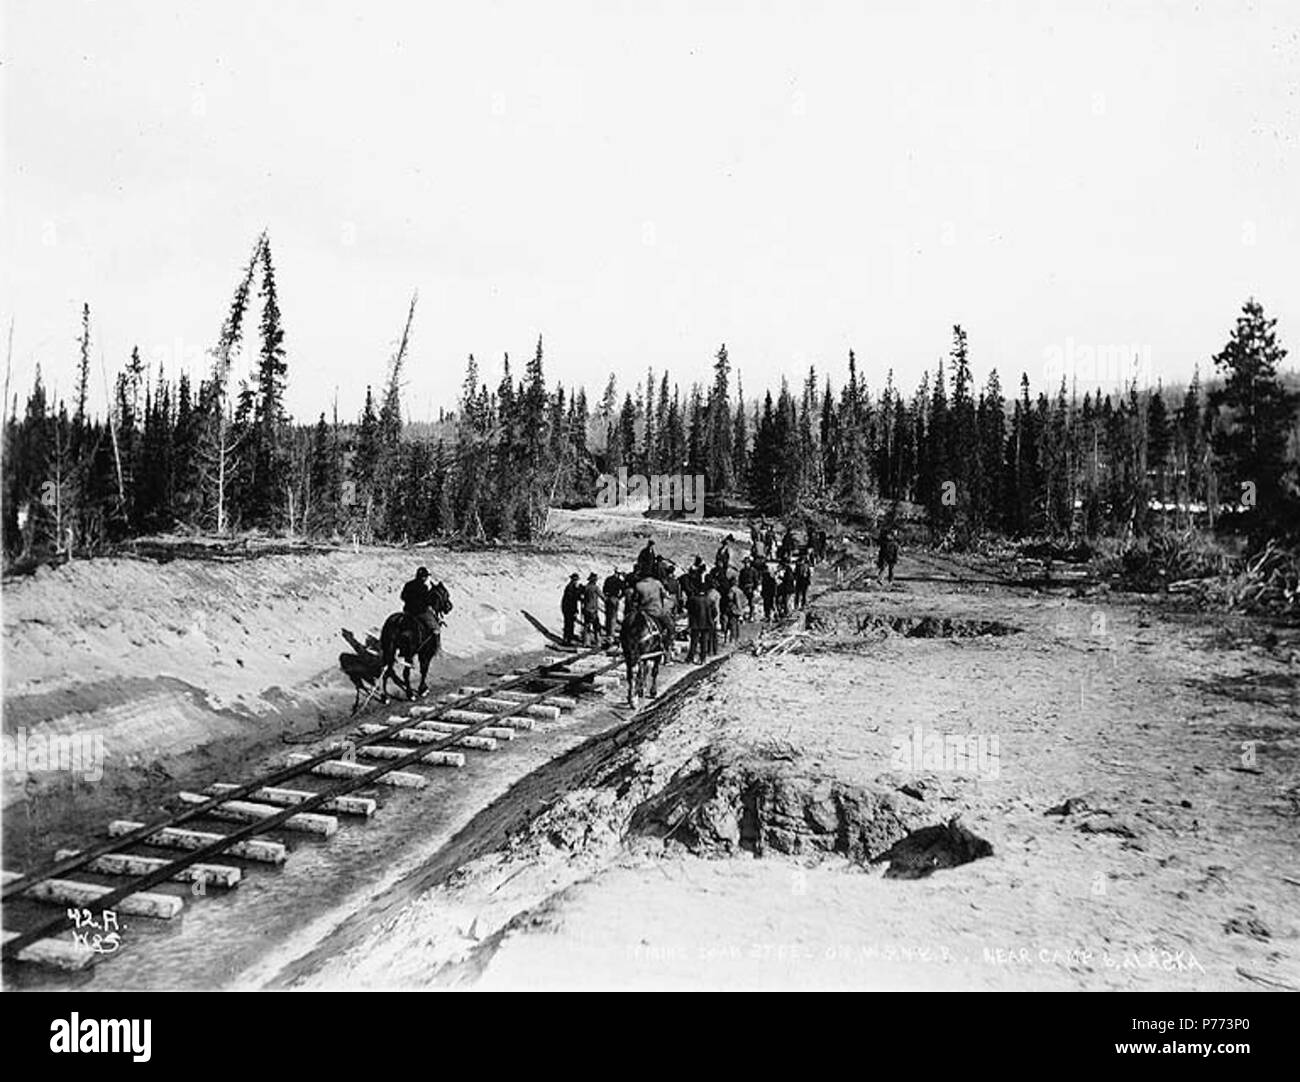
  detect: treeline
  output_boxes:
[3,232,1297,564]
[745,307,1298,546]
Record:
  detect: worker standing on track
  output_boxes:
[686,586,711,663]
[794,552,812,609]
[725,578,745,643]
[738,556,758,621]
[704,575,721,657]
[760,561,777,622]
[561,572,582,644]
[582,573,603,645]
[602,568,625,646]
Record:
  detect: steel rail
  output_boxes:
[2,655,617,958]
[2,644,608,903]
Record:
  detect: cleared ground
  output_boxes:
[3,520,1297,991]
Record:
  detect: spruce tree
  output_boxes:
[1208,298,1298,539]
[705,344,734,492]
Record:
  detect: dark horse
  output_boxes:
[379,583,452,703]
[620,604,666,708]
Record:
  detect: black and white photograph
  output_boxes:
[1,0,1297,1036]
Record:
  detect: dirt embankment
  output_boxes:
[0,515,751,869]
[0,540,598,862]
[273,552,1299,992]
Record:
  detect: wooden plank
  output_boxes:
[368,720,497,749]
[442,708,498,724]
[420,702,538,728]
[367,720,510,744]
[206,783,376,818]
[354,744,467,767]
[287,753,429,788]
[410,719,517,741]
[1,930,95,971]
[108,821,287,864]
[54,849,241,889]
[474,697,562,719]
[492,690,578,711]
[1,871,182,919]
[176,793,338,837]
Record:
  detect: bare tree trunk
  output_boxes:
[100,346,126,509]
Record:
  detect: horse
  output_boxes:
[378,582,452,703]
[620,605,666,708]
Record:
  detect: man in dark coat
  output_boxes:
[561,572,582,644]
[582,573,603,645]
[794,553,812,609]
[776,561,794,618]
[760,562,777,622]
[401,566,442,643]
[684,556,706,599]
[602,568,625,646]
[877,523,900,584]
[635,538,658,580]
[738,556,759,620]
[686,587,711,663]
[715,534,733,573]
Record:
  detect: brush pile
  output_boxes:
[1180,541,1300,617]
[1112,529,1233,591]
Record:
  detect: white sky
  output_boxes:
[2,0,1298,423]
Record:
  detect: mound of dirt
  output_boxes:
[628,741,929,860]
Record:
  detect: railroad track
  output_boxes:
[1,644,624,972]
[3,557,855,976]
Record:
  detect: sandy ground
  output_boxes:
[3,521,1297,991]
[282,548,1300,992]
[0,511,754,972]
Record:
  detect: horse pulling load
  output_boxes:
[344,568,454,714]
[378,576,452,702]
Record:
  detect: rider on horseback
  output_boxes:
[633,569,676,663]
[401,566,443,647]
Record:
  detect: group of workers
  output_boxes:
[560,520,823,664]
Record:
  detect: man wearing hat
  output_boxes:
[715,534,733,573]
[738,555,759,621]
[633,571,676,663]
[635,537,658,580]
[561,572,582,644]
[582,572,604,645]
[602,567,625,646]
[401,566,442,643]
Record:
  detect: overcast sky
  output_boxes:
[3,0,1298,423]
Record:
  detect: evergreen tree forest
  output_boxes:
[3,238,1297,567]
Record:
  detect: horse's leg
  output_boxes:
[396,654,414,700]
[649,658,659,698]
[625,656,636,707]
[417,644,433,697]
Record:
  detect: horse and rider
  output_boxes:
[376,566,453,703]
